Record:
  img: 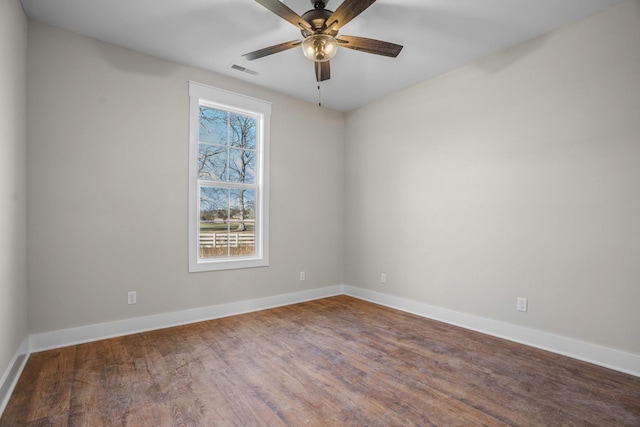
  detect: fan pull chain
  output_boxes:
[317,65,322,107]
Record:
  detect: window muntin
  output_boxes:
[189,82,270,272]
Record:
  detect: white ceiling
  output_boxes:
[20,0,625,112]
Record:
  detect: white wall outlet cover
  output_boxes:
[517,297,528,312]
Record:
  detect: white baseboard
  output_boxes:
[29,285,345,352]
[343,285,640,377]
[0,338,30,417]
[5,281,637,417]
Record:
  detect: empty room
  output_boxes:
[1,0,639,425]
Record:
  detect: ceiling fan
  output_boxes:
[242,0,403,82]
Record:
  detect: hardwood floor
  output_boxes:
[2,295,639,426]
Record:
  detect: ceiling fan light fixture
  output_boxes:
[301,34,338,62]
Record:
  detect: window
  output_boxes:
[188,82,270,272]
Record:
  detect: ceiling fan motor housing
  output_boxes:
[301,8,337,37]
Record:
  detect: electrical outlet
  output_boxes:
[128,291,137,305]
[380,273,387,284]
[299,271,306,281]
[517,297,527,312]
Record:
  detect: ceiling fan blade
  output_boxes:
[337,35,403,57]
[254,0,313,33]
[315,61,331,82]
[324,0,377,32]
[243,40,302,61]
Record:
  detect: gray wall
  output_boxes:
[0,0,28,380]
[26,22,345,333]
[345,0,640,354]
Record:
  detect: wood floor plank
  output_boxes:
[2,295,639,426]
[22,346,76,424]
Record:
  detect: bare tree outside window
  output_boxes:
[229,114,256,232]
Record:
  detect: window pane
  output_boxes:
[200,187,228,214]
[198,144,228,181]
[228,148,256,184]
[199,107,227,144]
[229,113,257,150]
[229,189,255,256]
[199,187,230,258]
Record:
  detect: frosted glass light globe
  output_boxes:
[301,34,338,62]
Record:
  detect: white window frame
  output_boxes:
[188,81,270,272]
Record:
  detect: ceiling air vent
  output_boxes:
[230,64,259,76]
